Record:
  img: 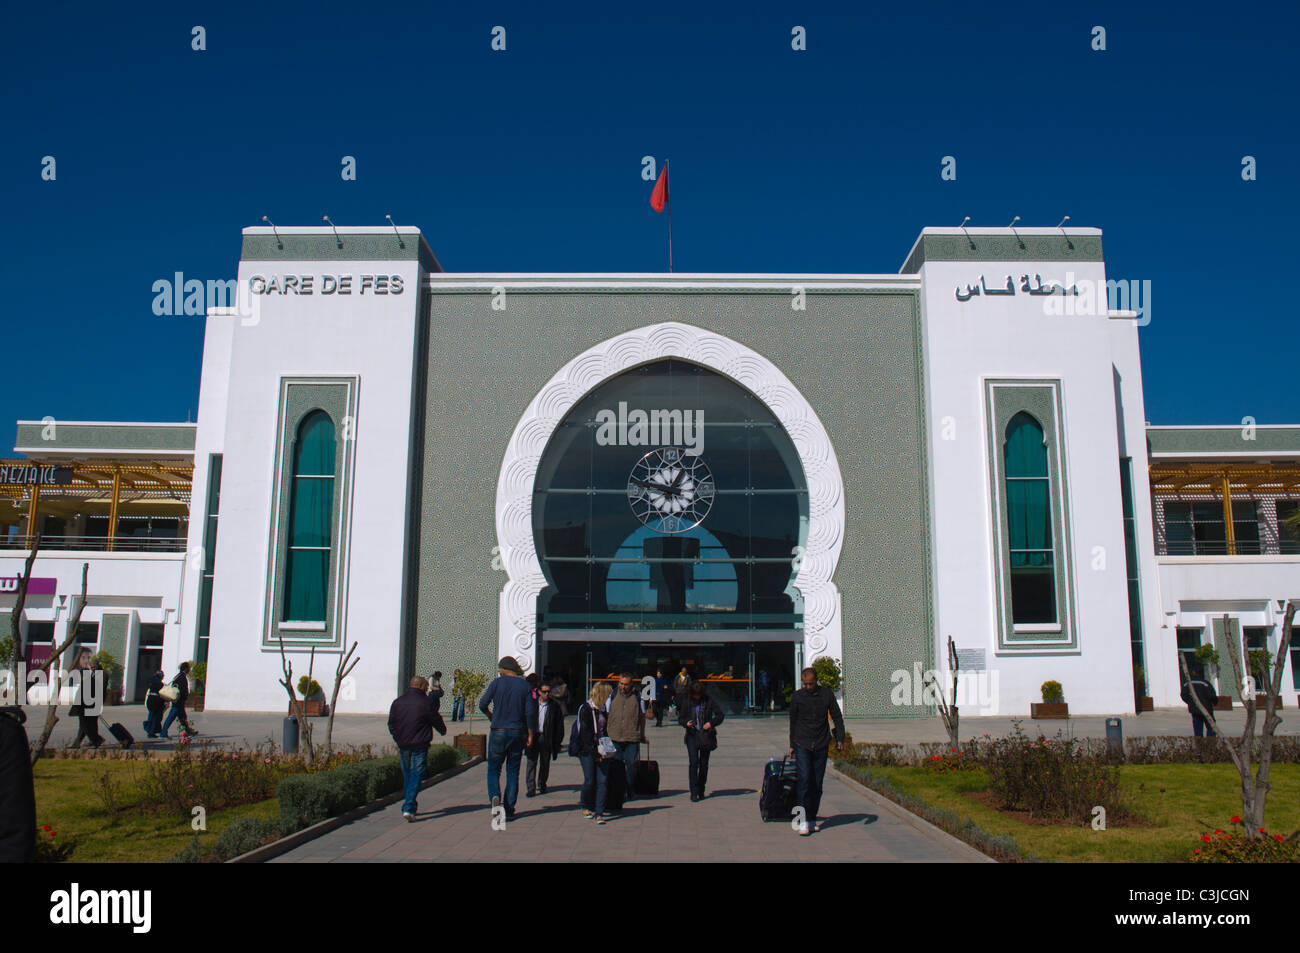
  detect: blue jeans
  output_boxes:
[399,747,428,815]
[487,728,526,814]
[162,703,189,736]
[142,707,163,737]
[613,740,639,794]
[579,753,610,814]
[794,744,828,824]
[452,696,466,721]
[1192,712,1217,738]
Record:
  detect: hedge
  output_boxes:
[169,744,462,862]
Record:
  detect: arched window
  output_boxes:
[283,411,336,622]
[1004,412,1056,624]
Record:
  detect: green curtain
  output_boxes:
[1005,413,1051,568]
[283,411,336,621]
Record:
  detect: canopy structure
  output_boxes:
[0,458,193,552]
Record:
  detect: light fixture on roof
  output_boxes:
[261,216,284,250]
[323,215,343,249]
[1007,216,1025,250]
[1056,215,1074,250]
[385,214,406,249]
[958,216,975,250]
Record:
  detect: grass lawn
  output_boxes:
[34,758,281,863]
[851,763,1300,862]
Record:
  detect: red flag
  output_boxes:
[649,162,669,213]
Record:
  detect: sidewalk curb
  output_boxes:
[827,764,996,863]
[228,755,484,863]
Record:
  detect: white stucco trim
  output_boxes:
[494,321,846,674]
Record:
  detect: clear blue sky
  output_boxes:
[3,0,1296,455]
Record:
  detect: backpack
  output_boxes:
[568,711,583,756]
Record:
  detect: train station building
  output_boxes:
[2,224,1297,717]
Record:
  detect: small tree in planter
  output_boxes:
[1032,681,1068,719]
[453,669,490,757]
[278,637,317,764]
[188,661,207,711]
[296,675,325,716]
[922,636,961,751]
[92,650,122,705]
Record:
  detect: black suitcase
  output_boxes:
[759,756,798,822]
[107,722,134,749]
[604,759,627,813]
[634,739,660,797]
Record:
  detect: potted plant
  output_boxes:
[1247,649,1282,708]
[452,669,490,758]
[293,675,325,717]
[1134,665,1153,712]
[1193,644,1231,710]
[1031,680,1069,719]
[92,650,123,706]
[188,661,206,712]
[811,656,842,697]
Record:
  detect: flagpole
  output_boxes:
[666,159,672,273]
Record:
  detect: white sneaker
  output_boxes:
[403,812,414,822]
[813,820,824,833]
[799,821,811,836]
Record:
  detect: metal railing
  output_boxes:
[1159,539,1266,557]
[0,535,187,554]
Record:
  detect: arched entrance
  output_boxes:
[495,322,845,709]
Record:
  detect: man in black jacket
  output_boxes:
[1180,662,1219,738]
[0,705,36,862]
[388,676,448,821]
[787,666,845,835]
[525,681,564,796]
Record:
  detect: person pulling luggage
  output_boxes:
[787,666,844,835]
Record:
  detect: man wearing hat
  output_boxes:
[478,656,537,820]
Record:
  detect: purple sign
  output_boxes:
[0,577,57,596]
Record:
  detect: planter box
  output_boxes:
[289,700,324,717]
[455,733,487,758]
[1136,696,1154,712]
[105,689,123,706]
[1030,702,1069,719]
[1252,696,1283,709]
[1214,697,1233,711]
[189,694,205,712]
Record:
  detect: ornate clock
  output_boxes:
[627,447,715,534]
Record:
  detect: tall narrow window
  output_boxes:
[1004,412,1056,624]
[282,411,336,622]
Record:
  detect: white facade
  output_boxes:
[5,224,1297,716]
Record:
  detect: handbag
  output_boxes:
[159,685,179,702]
[693,702,718,751]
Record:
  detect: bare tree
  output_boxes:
[923,635,961,751]
[1179,604,1296,839]
[30,563,90,765]
[277,636,316,764]
[6,534,41,698]
[323,640,359,761]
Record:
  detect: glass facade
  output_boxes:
[1163,500,1261,555]
[534,360,808,635]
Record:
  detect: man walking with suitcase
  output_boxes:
[787,666,845,835]
[606,672,645,799]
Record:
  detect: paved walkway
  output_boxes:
[270,719,989,863]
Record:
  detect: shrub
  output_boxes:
[190,661,207,690]
[134,742,286,816]
[1040,680,1064,703]
[208,817,289,862]
[983,724,1132,823]
[1192,818,1300,863]
[811,656,842,691]
[297,676,323,698]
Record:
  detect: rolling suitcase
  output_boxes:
[107,722,134,749]
[634,739,660,797]
[759,755,798,821]
[604,758,627,813]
